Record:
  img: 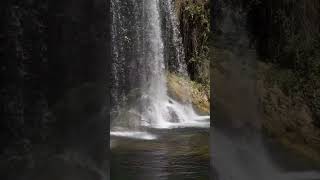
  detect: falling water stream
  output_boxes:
[110,0,210,179]
[110,0,320,179]
[110,0,209,138]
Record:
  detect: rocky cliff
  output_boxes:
[174,0,211,86]
[211,0,320,163]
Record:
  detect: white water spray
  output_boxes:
[110,0,209,139]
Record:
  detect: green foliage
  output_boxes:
[184,2,210,55]
[265,33,320,126]
[182,1,211,85]
[282,30,320,125]
[246,0,320,126]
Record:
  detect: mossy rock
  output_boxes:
[167,73,210,114]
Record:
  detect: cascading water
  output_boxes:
[110,0,209,139]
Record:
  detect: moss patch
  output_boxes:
[167,73,210,114]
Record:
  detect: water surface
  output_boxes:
[111,127,210,180]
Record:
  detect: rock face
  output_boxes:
[0,0,49,151]
[257,63,320,162]
[246,0,320,162]
[245,0,320,132]
[211,0,320,162]
[0,0,111,179]
[49,0,110,166]
[174,0,210,85]
[167,73,210,114]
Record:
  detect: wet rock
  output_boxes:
[167,106,180,123]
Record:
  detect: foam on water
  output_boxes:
[111,131,157,140]
[146,98,210,129]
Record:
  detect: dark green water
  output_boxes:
[111,127,210,180]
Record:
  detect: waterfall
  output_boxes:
[110,0,209,139]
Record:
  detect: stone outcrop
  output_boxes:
[257,62,320,162]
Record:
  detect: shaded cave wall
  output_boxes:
[0,0,49,156]
[49,0,110,164]
[0,0,111,179]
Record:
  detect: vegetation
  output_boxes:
[212,0,320,162]
[174,0,211,87]
[245,0,320,127]
[247,1,320,160]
